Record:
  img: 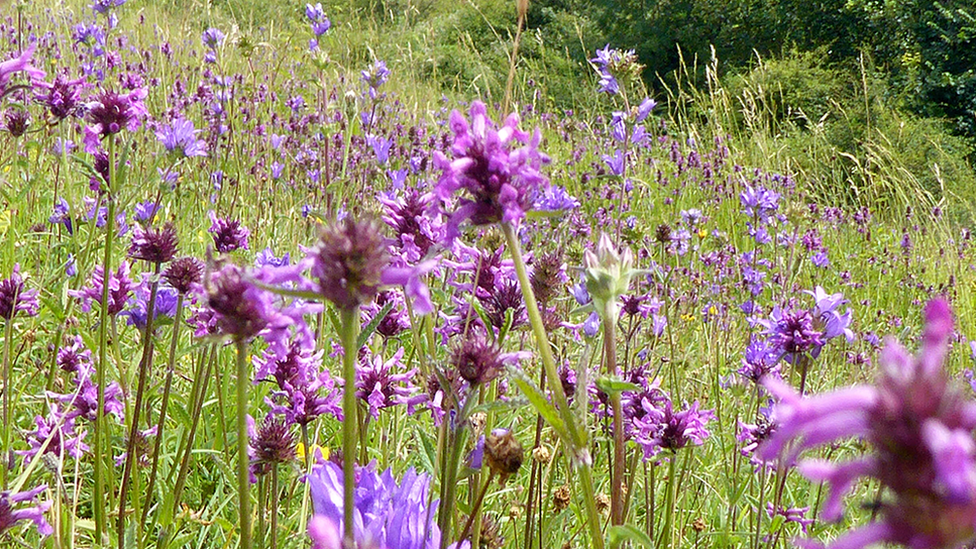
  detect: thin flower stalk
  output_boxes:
[338,306,360,547]
[93,134,117,545]
[117,263,161,548]
[141,291,186,531]
[501,222,605,549]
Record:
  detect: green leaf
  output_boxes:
[608,525,654,549]
[509,367,569,442]
[358,300,394,348]
[595,375,641,395]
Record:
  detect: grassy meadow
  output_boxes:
[2,0,976,548]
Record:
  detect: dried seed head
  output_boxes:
[553,485,571,511]
[485,428,523,483]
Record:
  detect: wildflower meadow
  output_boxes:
[2,1,976,548]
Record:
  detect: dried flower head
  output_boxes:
[485,428,523,483]
[162,257,204,295]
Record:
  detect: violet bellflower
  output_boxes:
[433,100,550,242]
[759,299,976,549]
[307,460,456,549]
[156,117,207,157]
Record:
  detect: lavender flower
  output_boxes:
[202,28,225,50]
[590,45,640,95]
[433,101,550,241]
[305,3,331,36]
[0,484,53,537]
[156,118,207,157]
[307,460,447,549]
[0,265,39,320]
[361,60,390,100]
[759,299,976,549]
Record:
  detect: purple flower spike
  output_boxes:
[761,299,976,549]
[433,101,550,242]
[83,88,148,153]
[208,211,250,253]
[0,265,39,320]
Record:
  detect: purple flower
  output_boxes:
[533,184,580,212]
[34,75,86,121]
[633,398,715,459]
[307,460,448,549]
[356,347,423,419]
[740,184,780,223]
[361,60,390,99]
[0,44,45,97]
[0,484,53,537]
[202,28,225,50]
[433,101,550,241]
[760,299,976,549]
[203,263,294,343]
[602,149,625,176]
[83,88,148,153]
[120,282,179,329]
[759,306,824,364]
[68,261,134,316]
[208,211,250,253]
[156,118,207,157]
[20,406,90,460]
[129,222,179,264]
[0,265,39,320]
[305,3,331,36]
[737,337,781,384]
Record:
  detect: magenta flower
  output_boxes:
[69,261,134,315]
[632,398,715,460]
[0,43,45,98]
[433,101,549,241]
[0,265,39,320]
[83,88,148,153]
[355,347,423,420]
[0,484,53,537]
[759,299,976,549]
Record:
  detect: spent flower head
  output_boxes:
[583,233,638,320]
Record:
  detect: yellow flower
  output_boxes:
[296,442,329,462]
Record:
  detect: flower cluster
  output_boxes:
[0,265,39,320]
[433,101,550,241]
[759,299,976,549]
[0,485,53,538]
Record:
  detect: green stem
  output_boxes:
[660,453,678,549]
[339,306,361,545]
[500,222,604,549]
[118,265,161,549]
[1,317,12,488]
[236,339,253,549]
[602,309,626,526]
[94,134,117,546]
[142,294,186,530]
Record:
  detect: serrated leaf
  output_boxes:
[358,300,393,348]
